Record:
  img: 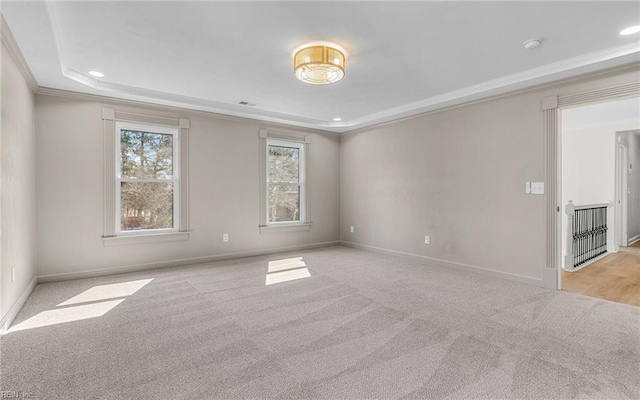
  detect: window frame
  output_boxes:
[259,128,312,233]
[102,108,190,246]
[115,121,180,236]
[266,138,306,225]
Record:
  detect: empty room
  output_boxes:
[1,1,639,399]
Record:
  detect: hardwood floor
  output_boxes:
[562,242,640,307]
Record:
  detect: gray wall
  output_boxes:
[25,63,640,285]
[35,95,341,278]
[1,40,36,323]
[340,68,640,284]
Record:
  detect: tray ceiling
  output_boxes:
[3,1,639,132]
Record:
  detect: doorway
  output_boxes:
[560,97,640,306]
[614,134,628,251]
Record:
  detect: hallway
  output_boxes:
[563,242,640,307]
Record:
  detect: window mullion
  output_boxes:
[120,178,174,183]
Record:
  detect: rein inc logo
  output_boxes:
[0,391,35,398]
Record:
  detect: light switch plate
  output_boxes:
[531,182,545,195]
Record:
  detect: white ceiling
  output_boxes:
[3,1,640,133]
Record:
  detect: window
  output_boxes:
[116,122,179,235]
[259,129,311,233]
[102,108,189,246]
[267,140,304,223]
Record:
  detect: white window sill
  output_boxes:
[103,231,190,246]
[259,223,312,234]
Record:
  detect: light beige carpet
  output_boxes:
[1,246,638,399]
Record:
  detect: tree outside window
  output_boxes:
[117,126,178,233]
[268,144,302,223]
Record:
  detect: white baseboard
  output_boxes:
[542,267,560,291]
[627,234,640,247]
[0,276,37,337]
[37,241,341,283]
[340,241,543,287]
[562,252,609,273]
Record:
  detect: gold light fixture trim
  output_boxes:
[293,41,346,85]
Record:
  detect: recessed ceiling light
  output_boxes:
[523,39,542,50]
[88,71,104,77]
[333,118,342,122]
[620,25,640,35]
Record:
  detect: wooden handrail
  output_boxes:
[565,200,613,215]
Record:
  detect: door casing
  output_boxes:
[542,81,640,291]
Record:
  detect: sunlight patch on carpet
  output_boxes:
[266,257,310,285]
[9,299,125,333]
[58,278,154,306]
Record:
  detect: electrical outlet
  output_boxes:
[222,233,229,243]
[11,267,15,283]
[350,226,355,233]
[424,236,430,245]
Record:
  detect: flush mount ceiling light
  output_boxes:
[293,41,346,85]
[620,25,640,35]
[333,117,342,122]
[88,70,104,77]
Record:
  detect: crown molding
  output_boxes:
[61,67,334,128]
[343,62,640,136]
[36,62,640,139]
[344,42,640,131]
[35,87,339,137]
[48,45,640,134]
[0,13,38,91]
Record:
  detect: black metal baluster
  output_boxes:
[580,209,583,265]
[596,208,600,256]
[573,206,608,268]
[576,209,579,266]
[578,209,581,266]
[578,210,583,265]
[592,208,595,260]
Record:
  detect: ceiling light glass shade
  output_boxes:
[294,44,345,85]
